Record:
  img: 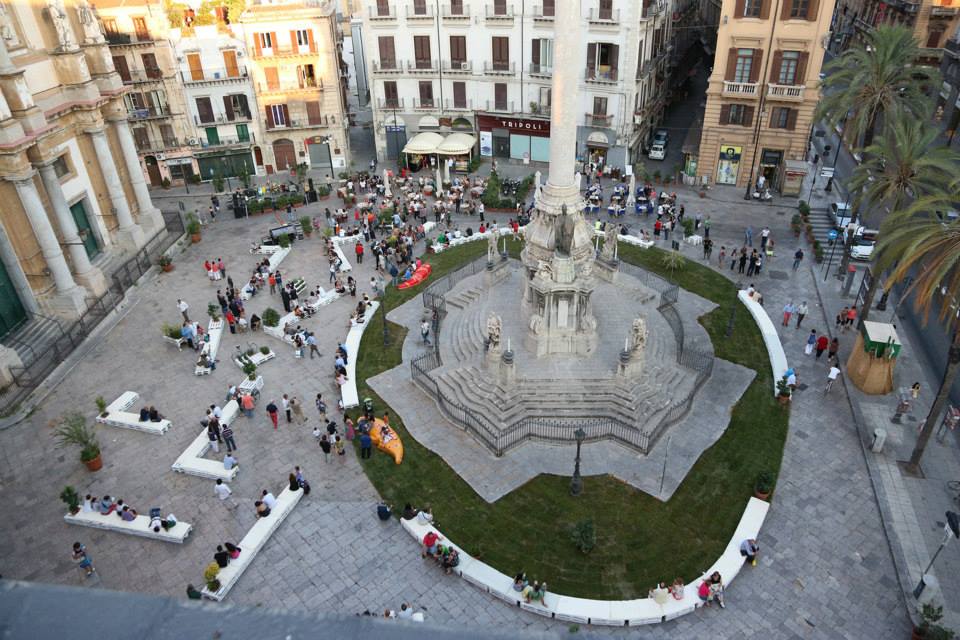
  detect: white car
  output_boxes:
[648,143,666,160]
[830,202,855,229]
[849,228,878,261]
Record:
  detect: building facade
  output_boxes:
[360,0,676,171]
[695,0,835,191]
[833,0,959,66]
[0,0,163,345]
[238,1,350,177]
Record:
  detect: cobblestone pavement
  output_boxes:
[0,184,914,637]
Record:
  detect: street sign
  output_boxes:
[821,167,836,178]
[828,229,838,241]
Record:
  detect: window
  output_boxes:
[414,0,427,14]
[492,36,509,70]
[223,94,250,120]
[187,52,203,81]
[258,33,273,49]
[725,104,753,125]
[586,42,619,80]
[599,0,613,20]
[494,82,507,110]
[112,55,131,82]
[298,64,317,88]
[295,29,310,46]
[926,29,943,49]
[770,107,796,129]
[592,96,608,115]
[376,0,391,16]
[132,17,149,41]
[543,0,555,15]
[159,124,176,147]
[223,50,240,77]
[453,81,466,108]
[539,86,552,110]
[205,127,220,146]
[777,51,800,85]
[141,53,161,78]
[52,155,71,178]
[236,124,250,143]
[450,0,464,14]
[264,67,280,90]
[268,104,288,127]
[743,0,762,17]
[789,0,809,18]
[306,101,322,125]
[102,18,118,35]
[450,35,466,65]
[383,81,399,107]
[419,81,434,107]
[196,97,214,123]
[132,127,150,150]
[494,0,507,15]
[531,38,553,73]
[734,49,753,83]
[378,36,396,68]
[414,35,432,68]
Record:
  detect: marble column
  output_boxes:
[544,0,581,192]
[112,119,165,235]
[0,217,39,315]
[90,128,145,251]
[38,163,107,296]
[12,174,87,316]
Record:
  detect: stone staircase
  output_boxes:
[807,207,838,246]
[0,315,64,367]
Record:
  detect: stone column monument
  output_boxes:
[520,0,598,356]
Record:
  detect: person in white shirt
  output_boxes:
[82,494,95,512]
[397,603,414,620]
[650,582,670,605]
[210,404,223,420]
[177,299,190,322]
[825,365,841,393]
[215,479,236,508]
[224,453,237,470]
[261,490,277,511]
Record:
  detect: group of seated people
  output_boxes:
[81,494,176,532]
[254,489,278,518]
[649,578,686,604]
[137,406,164,422]
[419,529,460,574]
[512,573,548,604]
[212,541,243,568]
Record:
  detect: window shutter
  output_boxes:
[719,104,730,125]
[743,106,754,126]
[769,50,783,83]
[780,0,791,19]
[760,0,770,18]
[587,43,597,72]
[270,32,277,50]
[266,106,274,129]
[281,104,290,125]
[724,48,738,81]
[531,39,540,65]
[734,0,745,18]
[768,109,776,128]
[750,49,763,82]
[610,44,619,72]
[495,82,506,103]
[238,94,249,118]
[807,0,819,20]
[796,52,809,84]
[223,95,235,121]
[307,30,316,53]
[254,34,262,57]
[454,81,466,107]
[290,30,297,51]
[786,108,798,130]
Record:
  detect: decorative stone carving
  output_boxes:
[76,0,104,44]
[0,2,21,49]
[487,230,498,263]
[600,223,618,262]
[486,312,502,353]
[47,0,77,50]
[631,316,648,354]
[528,313,543,335]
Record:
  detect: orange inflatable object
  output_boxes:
[397,263,433,290]
[369,419,404,464]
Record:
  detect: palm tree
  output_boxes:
[873,209,960,473]
[817,25,936,149]
[847,116,959,326]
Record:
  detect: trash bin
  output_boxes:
[871,428,887,453]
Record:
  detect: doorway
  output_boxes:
[0,258,26,339]
[144,155,162,186]
[70,200,99,260]
[272,139,296,170]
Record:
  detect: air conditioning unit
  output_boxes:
[460,62,469,70]
[214,71,222,79]
[633,114,643,125]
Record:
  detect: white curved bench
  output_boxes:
[171,399,240,480]
[399,497,769,626]
[339,301,379,409]
[95,391,171,435]
[330,238,353,273]
[266,246,291,271]
[64,509,192,543]
[195,319,224,376]
[737,290,789,395]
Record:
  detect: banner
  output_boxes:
[479,131,493,157]
[716,144,742,185]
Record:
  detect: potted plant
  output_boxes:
[204,562,221,593]
[55,413,102,471]
[652,169,661,183]
[207,303,221,321]
[245,347,255,357]
[790,214,802,237]
[211,170,225,193]
[754,471,773,500]
[159,255,173,272]
[300,216,312,238]
[260,345,271,355]
[163,323,182,341]
[95,395,108,418]
[776,376,792,405]
[161,177,171,189]
[242,361,257,380]
[277,234,291,249]
[262,308,280,328]
[317,184,331,199]
[61,485,81,515]
[913,604,955,640]
[186,213,201,243]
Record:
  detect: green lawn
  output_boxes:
[353,238,788,599]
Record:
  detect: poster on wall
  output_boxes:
[716,145,742,185]
[479,131,493,157]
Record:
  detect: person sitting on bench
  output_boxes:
[148,406,163,422]
[139,407,150,422]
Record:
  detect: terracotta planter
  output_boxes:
[84,454,103,472]
[698,191,706,198]
[68,506,80,515]
[754,489,770,501]
[777,394,791,405]
[162,263,174,272]
[190,233,201,243]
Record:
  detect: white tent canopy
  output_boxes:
[436,133,476,155]
[402,132,444,155]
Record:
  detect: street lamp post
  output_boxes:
[570,428,586,496]
[913,511,960,599]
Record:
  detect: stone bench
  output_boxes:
[233,349,276,370]
[95,391,170,435]
[330,238,353,273]
[163,335,186,350]
[340,301,379,409]
[307,287,341,311]
[64,509,192,543]
[397,497,770,626]
[738,290,788,396]
[202,486,304,600]
[195,319,224,376]
[170,399,240,480]
[252,244,281,255]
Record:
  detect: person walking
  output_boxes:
[782,302,795,327]
[222,423,237,452]
[177,299,190,323]
[266,400,279,430]
[214,479,237,508]
[335,434,346,461]
[795,302,808,329]
[421,319,431,346]
[355,241,364,264]
[703,215,711,239]
[759,226,770,252]
[315,393,327,422]
[745,225,753,247]
[268,272,277,295]
[836,306,848,331]
[845,306,857,332]
[241,392,255,418]
[825,365,841,394]
[804,329,817,356]
[360,430,372,459]
[792,248,804,271]
[738,250,748,274]
[828,337,840,363]
[290,396,307,425]
[72,542,95,577]
[815,333,829,359]
[217,258,226,281]
[207,419,221,454]
[307,333,321,359]
[319,434,332,462]
[282,394,292,423]
[718,246,726,268]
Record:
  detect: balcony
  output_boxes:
[585,67,618,83]
[180,67,249,84]
[483,61,515,75]
[251,45,317,59]
[106,32,154,46]
[767,83,805,101]
[443,98,474,111]
[371,59,403,73]
[413,98,438,110]
[889,0,920,12]
[529,103,551,117]
[194,112,253,127]
[121,68,165,84]
[485,100,514,113]
[377,97,406,109]
[127,106,173,120]
[256,79,323,94]
[406,4,435,19]
[643,1,666,19]
[134,137,186,153]
[528,63,552,77]
[442,4,471,20]
[584,112,613,127]
[443,60,474,73]
[266,117,333,131]
[406,59,439,73]
[196,134,256,150]
[932,4,959,15]
[722,81,759,97]
[367,4,398,20]
[532,4,554,21]
[485,4,514,21]
[587,8,620,24]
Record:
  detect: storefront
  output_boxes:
[715,144,742,185]
[436,133,476,172]
[477,114,550,163]
[196,150,255,180]
[402,132,444,170]
[757,149,783,187]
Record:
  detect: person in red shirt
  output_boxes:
[355,241,364,264]
[845,306,857,332]
[422,531,442,558]
[225,309,236,334]
[815,334,829,359]
[654,219,662,237]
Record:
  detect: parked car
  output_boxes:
[830,201,855,229]
[849,228,878,261]
[653,128,669,146]
[648,143,666,160]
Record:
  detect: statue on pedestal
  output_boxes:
[600,224,618,262]
[0,3,21,49]
[631,317,648,355]
[47,0,77,50]
[485,312,502,353]
[77,0,104,44]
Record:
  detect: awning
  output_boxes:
[402,132,443,155]
[436,133,476,155]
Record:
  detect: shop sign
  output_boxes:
[477,114,550,136]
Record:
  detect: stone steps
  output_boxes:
[445,287,483,311]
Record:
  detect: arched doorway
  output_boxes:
[144,155,162,186]
[253,146,264,168]
[272,139,296,171]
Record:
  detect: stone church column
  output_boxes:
[38,162,107,296]
[89,128,145,251]
[12,173,86,316]
[112,119,165,235]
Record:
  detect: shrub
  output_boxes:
[277,234,290,249]
[242,361,257,379]
[55,413,100,463]
[798,200,811,216]
[162,323,182,340]
[755,472,773,494]
[245,348,255,357]
[190,173,202,184]
[204,562,221,591]
[467,157,481,173]
[260,345,271,355]
[185,213,200,236]
[207,303,221,321]
[262,308,280,327]
[300,216,312,235]
[60,485,80,512]
[570,519,596,554]
[95,395,107,415]
[317,184,331,197]
[161,177,171,189]
[681,218,695,237]
[247,200,263,215]
[813,240,824,263]
[212,171,225,193]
